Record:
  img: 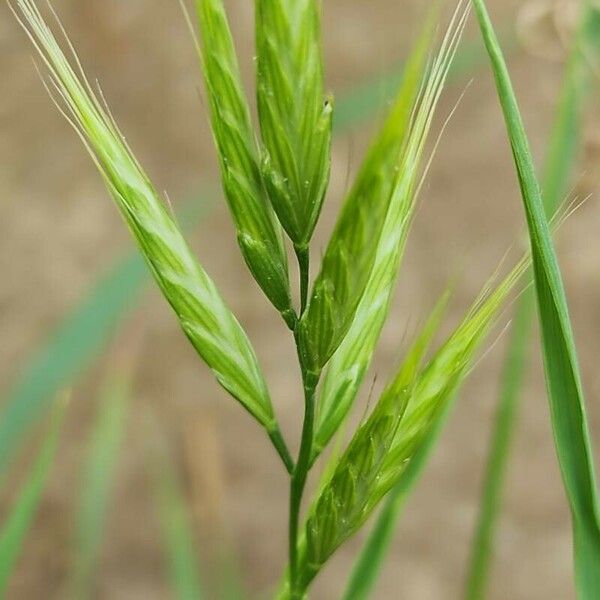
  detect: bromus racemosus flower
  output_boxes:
[292,257,529,593]
[313,5,468,461]
[16,0,591,598]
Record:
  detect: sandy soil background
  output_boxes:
[1,0,599,598]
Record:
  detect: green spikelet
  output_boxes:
[300,256,528,586]
[314,7,468,458]
[13,0,276,430]
[196,0,294,325]
[256,0,332,247]
[296,18,434,375]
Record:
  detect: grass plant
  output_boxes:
[7,0,598,598]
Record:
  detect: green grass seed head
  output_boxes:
[195,0,293,323]
[295,26,430,375]
[314,6,469,458]
[12,0,276,430]
[256,0,332,247]
[302,254,528,580]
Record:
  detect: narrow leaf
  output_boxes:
[195,0,293,323]
[149,429,204,600]
[68,375,130,599]
[256,0,332,246]
[0,397,66,595]
[472,0,600,595]
[465,3,599,596]
[13,0,277,432]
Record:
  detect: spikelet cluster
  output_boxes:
[314,7,469,457]
[301,256,528,583]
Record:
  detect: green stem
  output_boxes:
[288,369,319,598]
[295,245,310,316]
[269,426,296,475]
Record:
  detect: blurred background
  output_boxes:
[1,0,599,598]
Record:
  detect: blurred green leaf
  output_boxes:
[68,375,130,599]
[0,197,209,479]
[150,434,204,600]
[472,0,600,595]
[0,397,66,595]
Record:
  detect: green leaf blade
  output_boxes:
[150,436,205,600]
[464,4,599,597]
[68,375,130,599]
[471,1,600,595]
[0,253,144,478]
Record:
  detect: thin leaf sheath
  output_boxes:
[314,6,468,458]
[196,0,293,324]
[14,0,276,430]
[471,1,600,594]
[299,257,528,588]
[256,0,332,246]
[296,22,432,375]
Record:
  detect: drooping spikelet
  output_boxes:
[12,0,276,430]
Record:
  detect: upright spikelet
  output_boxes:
[11,0,276,431]
[301,256,528,586]
[295,17,433,376]
[196,0,294,326]
[314,5,469,459]
[256,0,332,248]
